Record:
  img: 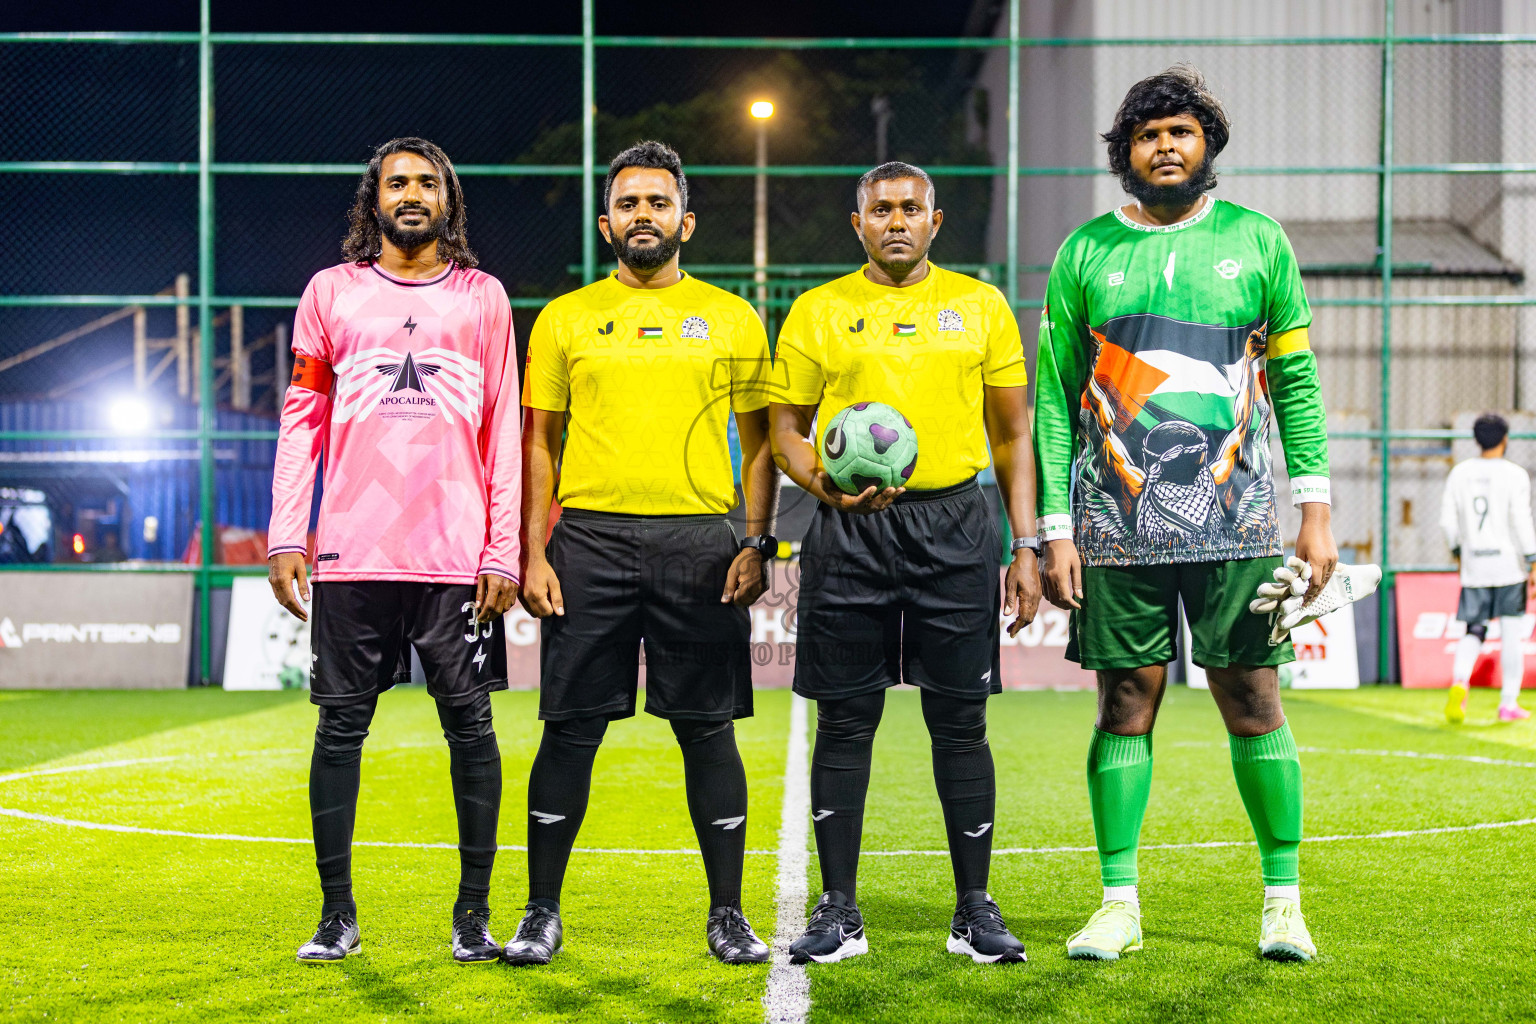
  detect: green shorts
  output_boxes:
[1065,557,1296,672]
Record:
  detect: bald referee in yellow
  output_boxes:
[770,162,1042,965]
[508,141,778,967]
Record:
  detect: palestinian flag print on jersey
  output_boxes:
[1075,312,1278,564]
[1035,198,1322,568]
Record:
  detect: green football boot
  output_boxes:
[1066,900,1142,960]
[1259,897,1316,962]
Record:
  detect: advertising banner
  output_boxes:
[223,576,312,691]
[0,571,192,689]
[502,561,1096,691]
[1395,571,1535,689]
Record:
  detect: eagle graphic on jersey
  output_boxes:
[331,346,483,425]
[1076,314,1274,558]
[375,351,443,393]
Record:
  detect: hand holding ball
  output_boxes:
[818,401,919,495]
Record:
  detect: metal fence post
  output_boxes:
[8,24,1536,690]
[197,0,217,683]
[1005,0,1020,312]
[581,0,595,285]
[1376,0,1396,683]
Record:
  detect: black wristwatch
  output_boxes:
[741,535,778,558]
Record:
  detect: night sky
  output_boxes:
[3,1,984,38]
[2,0,1001,407]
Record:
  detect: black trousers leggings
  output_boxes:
[524,715,751,910]
[810,688,995,903]
[311,691,501,915]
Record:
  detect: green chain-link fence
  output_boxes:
[5,0,1535,682]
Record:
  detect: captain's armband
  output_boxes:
[290,355,335,393]
[1266,327,1311,359]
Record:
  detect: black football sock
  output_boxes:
[809,690,885,904]
[525,716,609,907]
[311,697,377,917]
[672,719,749,909]
[922,690,995,900]
[438,694,501,915]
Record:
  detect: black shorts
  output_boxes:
[538,508,752,722]
[309,581,508,707]
[794,477,1002,702]
[1457,582,1527,627]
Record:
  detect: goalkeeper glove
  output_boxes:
[1250,556,1383,646]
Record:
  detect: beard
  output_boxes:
[864,237,930,278]
[610,223,684,272]
[1120,154,1217,208]
[377,202,447,251]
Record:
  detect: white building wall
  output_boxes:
[985,0,1517,287]
[978,0,1098,302]
[1086,0,1387,220]
[1500,1,1536,408]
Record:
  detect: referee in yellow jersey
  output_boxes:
[506,142,778,966]
[770,162,1042,965]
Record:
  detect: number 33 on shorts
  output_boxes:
[461,600,496,673]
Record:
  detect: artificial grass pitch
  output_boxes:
[1,686,1532,1023]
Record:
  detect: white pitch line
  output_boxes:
[763,693,811,1024]
[6,801,1533,858]
[0,754,785,855]
[1166,743,1536,769]
[0,756,181,786]
[4,745,1534,864]
[0,806,779,856]
[1296,746,1536,769]
[862,816,1536,856]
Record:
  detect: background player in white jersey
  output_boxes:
[1439,413,1536,723]
[268,138,522,965]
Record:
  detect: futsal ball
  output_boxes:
[819,401,919,494]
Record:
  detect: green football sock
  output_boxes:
[1087,728,1154,887]
[1229,722,1303,887]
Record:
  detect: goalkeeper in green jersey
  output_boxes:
[1032,66,1335,962]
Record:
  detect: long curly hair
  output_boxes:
[1101,65,1230,180]
[341,137,477,268]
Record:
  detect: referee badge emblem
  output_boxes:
[680,315,710,340]
[937,309,964,332]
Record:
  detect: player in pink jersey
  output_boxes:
[267,138,521,966]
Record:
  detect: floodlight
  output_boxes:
[108,396,153,435]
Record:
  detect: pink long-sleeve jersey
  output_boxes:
[267,261,522,585]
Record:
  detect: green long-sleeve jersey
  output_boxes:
[1032,197,1330,567]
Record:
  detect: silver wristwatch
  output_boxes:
[1011,535,1041,554]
